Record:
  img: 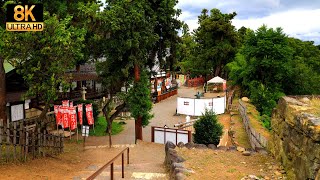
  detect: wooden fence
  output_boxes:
[156,88,178,103]
[0,118,63,163]
[186,77,205,87]
[238,100,268,150]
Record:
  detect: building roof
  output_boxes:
[207,76,225,84]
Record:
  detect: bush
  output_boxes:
[193,110,223,145]
[260,114,271,130]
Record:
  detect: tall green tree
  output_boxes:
[101,0,157,141]
[3,13,86,119]
[194,8,239,79]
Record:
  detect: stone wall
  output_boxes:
[269,96,320,179]
[238,100,269,150]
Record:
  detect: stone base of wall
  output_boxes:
[269,96,320,179]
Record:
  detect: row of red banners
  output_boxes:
[54,100,94,130]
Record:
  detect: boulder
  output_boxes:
[241,97,250,102]
[175,173,186,180]
[207,144,217,150]
[177,142,185,148]
[227,146,237,151]
[194,144,207,149]
[185,142,194,149]
[242,151,251,156]
[237,146,246,152]
[217,146,228,151]
[165,141,176,151]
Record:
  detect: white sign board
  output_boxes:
[177,98,195,116]
[11,104,24,121]
[82,126,90,137]
[177,96,226,116]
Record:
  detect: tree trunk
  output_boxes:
[0,57,7,124]
[102,96,113,147]
[214,65,222,77]
[134,63,143,141]
[39,104,50,122]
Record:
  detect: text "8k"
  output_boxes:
[14,5,36,21]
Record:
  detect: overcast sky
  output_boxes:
[177,0,320,44]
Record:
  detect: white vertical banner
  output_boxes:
[177,97,225,116]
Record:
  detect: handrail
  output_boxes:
[87,147,130,180]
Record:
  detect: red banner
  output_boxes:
[61,106,69,128]
[86,104,94,125]
[62,100,69,107]
[77,104,83,125]
[69,107,77,130]
[54,105,62,125]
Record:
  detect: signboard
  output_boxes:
[85,104,94,125]
[11,104,24,121]
[82,126,89,137]
[77,104,83,125]
[6,4,44,31]
[69,107,77,130]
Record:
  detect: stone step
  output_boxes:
[76,163,167,180]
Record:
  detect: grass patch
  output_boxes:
[89,116,124,136]
[309,97,320,116]
[244,102,270,139]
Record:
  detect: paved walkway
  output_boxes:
[85,86,203,145]
[143,86,198,142]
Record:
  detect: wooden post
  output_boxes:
[25,129,28,161]
[13,122,17,161]
[19,121,23,161]
[0,119,3,162]
[37,128,41,157]
[43,130,46,157]
[6,119,10,162]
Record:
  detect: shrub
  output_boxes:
[193,110,223,145]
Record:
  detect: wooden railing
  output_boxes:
[174,119,198,132]
[87,147,130,180]
[156,88,178,103]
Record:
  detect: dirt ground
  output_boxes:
[177,148,285,180]
[0,140,166,180]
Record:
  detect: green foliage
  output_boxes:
[260,114,271,130]
[74,99,100,121]
[89,116,124,136]
[193,110,223,145]
[177,9,239,78]
[127,71,154,127]
[3,13,86,107]
[228,25,320,130]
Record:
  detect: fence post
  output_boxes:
[188,130,192,143]
[151,127,154,142]
[19,121,23,161]
[37,128,41,157]
[0,119,3,162]
[13,122,17,161]
[6,119,10,162]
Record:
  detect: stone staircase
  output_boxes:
[74,162,168,180]
[73,141,169,180]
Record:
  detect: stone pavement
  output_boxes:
[84,86,199,146]
[143,86,198,142]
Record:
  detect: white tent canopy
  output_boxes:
[207,76,225,84]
